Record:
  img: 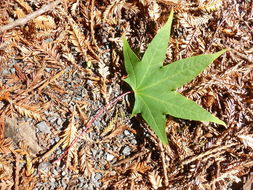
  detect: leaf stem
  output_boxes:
[53,90,133,163]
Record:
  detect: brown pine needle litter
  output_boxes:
[0,0,252,189]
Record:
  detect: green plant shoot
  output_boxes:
[123,9,226,144]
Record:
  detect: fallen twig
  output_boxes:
[0,0,61,33]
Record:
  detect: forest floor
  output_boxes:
[0,0,252,189]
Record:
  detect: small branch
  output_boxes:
[53,91,133,163]
[0,0,61,33]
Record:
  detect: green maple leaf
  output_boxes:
[123,9,226,144]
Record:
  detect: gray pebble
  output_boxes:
[86,80,93,86]
[45,68,51,72]
[49,177,56,182]
[56,118,63,125]
[38,162,51,172]
[124,130,130,136]
[49,182,55,189]
[131,139,137,145]
[44,110,50,115]
[62,182,67,189]
[78,177,85,183]
[53,169,58,176]
[24,118,33,122]
[83,184,89,189]
[93,121,100,127]
[93,180,101,188]
[91,173,102,188]
[94,173,102,180]
[10,68,15,74]
[122,146,131,156]
[88,185,95,190]
[50,139,55,145]
[91,149,98,156]
[106,153,114,161]
[44,38,53,43]
[75,96,82,101]
[47,116,57,123]
[36,121,51,133]
[56,149,62,155]
[62,171,66,176]
[54,136,60,142]
[2,69,10,75]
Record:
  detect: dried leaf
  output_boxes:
[0,156,13,180]
[103,0,124,23]
[98,62,110,79]
[148,1,161,21]
[33,15,56,30]
[149,171,163,189]
[15,0,33,13]
[4,117,43,154]
[69,19,86,55]
[0,138,12,154]
[198,0,223,12]
[243,174,253,190]
[238,135,253,150]
[104,125,132,139]
[60,112,78,158]
[14,8,26,18]
[71,0,80,16]
[25,154,34,176]
[13,104,42,121]
[130,162,151,174]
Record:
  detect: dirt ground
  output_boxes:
[0,0,252,189]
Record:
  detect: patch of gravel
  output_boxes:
[31,64,137,189]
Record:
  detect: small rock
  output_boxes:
[38,162,51,173]
[62,171,66,176]
[122,146,131,156]
[44,110,50,115]
[53,170,59,176]
[56,118,63,126]
[86,80,93,86]
[44,38,53,43]
[50,139,55,145]
[94,173,102,180]
[54,136,60,142]
[78,177,85,182]
[45,68,51,72]
[36,121,51,133]
[131,139,137,145]
[62,182,67,189]
[106,153,114,161]
[10,67,15,74]
[75,96,82,101]
[124,130,130,136]
[56,149,62,155]
[83,184,88,188]
[49,177,56,182]
[24,118,33,122]
[2,69,10,75]
[91,173,102,188]
[91,148,98,156]
[47,116,57,123]
[93,180,101,188]
[49,182,56,189]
